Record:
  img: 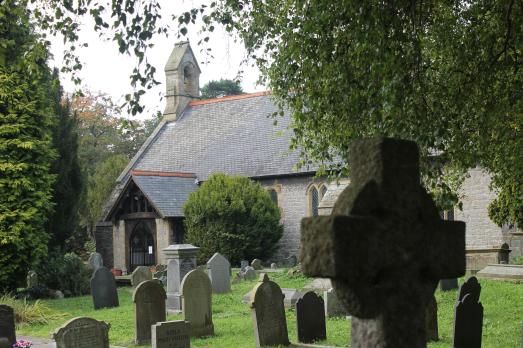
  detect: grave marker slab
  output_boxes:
[251,259,263,270]
[164,244,199,312]
[207,253,231,293]
[133,280,167,345]
[0,305,15,346]
[300,138,466,347]
[244,267,257,280]
[249,273,290,347]
[90,266,119,310]
[131,266,152,287]
[453,277,483,348]
[324,288,349,317]
[88,252,104,271]
[52,317,110,348]
[440,278,459,291]
[152,320,190,348]
[26,270,38,288]
[181,269,214,337]
[240,260,249,271]
[296,291,326,344]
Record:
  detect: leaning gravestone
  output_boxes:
[88,252,104,271]
[251,259,263,270]
[440,278,459,291]
[152,320,190,348]
[453,276,483,348]
[300,138,466,347]
[207,252,231,293]
[52,317,110,348]
[0,305,16,346]
[131,266,152,287]
[90,266,119,310]
[244,266,257,280]
[164,244,199,312]
[296,291,326,344]
[26,270,38,288]
[324,288,349,317]
[249,273,290,347]
[181,269,214,337]
[133,280,167,345]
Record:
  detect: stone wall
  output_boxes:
[155,218,171,264]
[257,175,324,261]
[94,222,113,269]
[112,220,126,272]
[455,168,504,250]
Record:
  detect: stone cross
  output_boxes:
[300,138,466,348]
[453,276,483,348]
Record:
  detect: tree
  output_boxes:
[0,1,56,291]
[183,173,283,264]
[47,69,84,250]
[200,79,243,99]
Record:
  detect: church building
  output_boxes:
[95,42,521,274]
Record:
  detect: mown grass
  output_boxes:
[13,273,523,347]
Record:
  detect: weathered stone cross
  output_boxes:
[300,138,466,348]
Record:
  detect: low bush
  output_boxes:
[34,251,91,297]
[0,294,65,326]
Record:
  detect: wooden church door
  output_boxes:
[129,223,155,271]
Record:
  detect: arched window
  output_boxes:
[268,189,278,206]
[320,185,328,199]
[310,187,319,217]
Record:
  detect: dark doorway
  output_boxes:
[129,222,155,271]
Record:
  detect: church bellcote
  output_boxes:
[163,41,201,120]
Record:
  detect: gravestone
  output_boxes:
[131,266,152,287]
[453,277,483,348]
[181,269,214,337]
[324,288,349,317]
[52,317,110,348]
[152,320,190,348]
[90,266,119,310]
[0,305,15,346]
[300,138,466,347]
[251,259,263,270]
[440,278,459,291]
[26,270,38,288]
[164,244,199,312]
[270,263,277,269]
[244,267,257,280]
[0,338,9,348]
[249,273,290,347]
[207,253,231,293]
[88,252,104,271]
[133,280,167,345]
[296,291,326,344]
[425,295,438,342]
[240,260,249,271]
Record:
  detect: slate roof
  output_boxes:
[131,171,198,218]
[119,92,317,182]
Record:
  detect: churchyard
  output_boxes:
[4,271,521,347]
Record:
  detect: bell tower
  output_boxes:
[163,41,201,120]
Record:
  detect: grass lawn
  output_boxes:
[15,272,523,347]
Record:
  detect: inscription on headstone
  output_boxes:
[133,280,167,345]
[181,269,214,337]
[296,291,326,343]
[52,317,110,348]
[249,273,290,347]
[453,277,483,348]
[207,253,231,294]
[90,266,119,310]
[0,305,16,346]
[152,320,190,348]
[131,265,152,287]
[300,138,466,347]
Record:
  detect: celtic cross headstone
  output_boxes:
[300,138,466,348]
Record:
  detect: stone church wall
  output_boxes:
[257,175,324,261]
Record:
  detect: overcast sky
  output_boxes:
[48,0,263,120]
